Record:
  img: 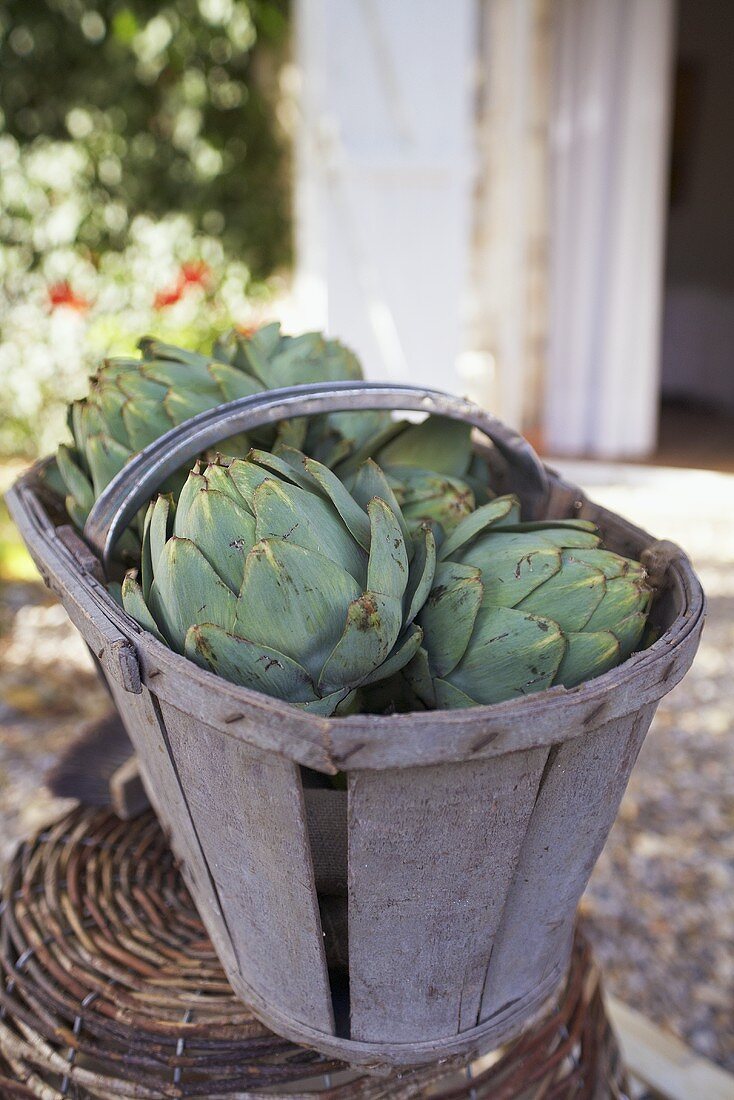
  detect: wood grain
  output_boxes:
[480,702,658,1020]
[105,680,240,977]
[160,702,336,1035]
[347,749,548,1043]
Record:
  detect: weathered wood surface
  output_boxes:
[105,680,240,977]
[159,703,336,1035]
[347,749,549,1043]
[608,995,734,1100]
[108,755,149,819]
[480,702,658,1020]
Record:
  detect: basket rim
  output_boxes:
[7,459,706,772]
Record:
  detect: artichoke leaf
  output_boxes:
[438,496,521,561]
[584,575,652,632]
[149,538,237,651]
[184,623,319,703]
[610,609,650,659]
[274,417,309,451]
[247,448,316,492]
[376,417,474,477]
[94,382,129,447]
[142,358,220,393]
[115,379,169,411]
[208,361,262,401]
[434,679,477,709]
[252,479,366,585]
[148,494,175,579]
[366,497,408,601]
[138,338,212,368]
[517,553,607,631]
[56,445,95,514]
[349,459,411,545]
[172,467,208,535]
[299,689,356,716]
[449,605,565,705]
[65,495,91,531]
[358,623,424,687]
[555,547,635,577]
[121,573,167,644]
[555,630,621,688]
[402,647,437,708]
[201,462,252,510]
[121,398,171,453]
[302,456,372,549]
[85,434,130,498]
[163,386,220,424]
[140,501,154,599]
[418,561,483,677]
[319,591,403,692]
[176,488,255,594]
[234,539,361,681]
[228,458,282,501]
[460,534,562,608]
[403,524,437,624]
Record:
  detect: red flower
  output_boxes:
[154,285,185,310]
[153,260,210,309]
[48,282,90,312]
[180,260,210,287]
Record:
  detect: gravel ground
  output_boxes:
[0,462,732,1071]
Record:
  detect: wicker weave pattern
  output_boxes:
[0,808,629,1099]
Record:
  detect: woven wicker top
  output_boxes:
[0,807,626,1098]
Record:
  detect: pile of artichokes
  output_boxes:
[54,324,653,715]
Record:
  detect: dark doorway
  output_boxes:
[656,0,734,471]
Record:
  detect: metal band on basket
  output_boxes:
[83,382,550,568]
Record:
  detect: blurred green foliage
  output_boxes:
[0,0,292,278]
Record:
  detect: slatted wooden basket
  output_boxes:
[6,383,705,1070]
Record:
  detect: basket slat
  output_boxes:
[160,702,336,1035]
[480,701,658,1019]
[347,749,549,1043]
[105,679,240,977]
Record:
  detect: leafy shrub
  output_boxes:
[0,0,292,457]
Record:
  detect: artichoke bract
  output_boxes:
[406,495,652,709]
[55,324,363,538]
[121,448,436,715]
[334,415,493,534]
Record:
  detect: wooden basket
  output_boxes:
[6,383,705,1069]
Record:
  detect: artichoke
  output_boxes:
[54,324,363,537]
[334,415,493,534]
[121,448,436,715]
[404,495,652,709]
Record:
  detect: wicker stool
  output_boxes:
[0,808,629,1099]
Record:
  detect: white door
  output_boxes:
[295,0,477,393]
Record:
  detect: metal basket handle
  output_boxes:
[84,381,550,568]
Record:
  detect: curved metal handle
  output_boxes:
[84,381,550,568]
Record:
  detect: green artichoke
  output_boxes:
[404,495,652,709]
[334,415,493,534]
[121,448,436,715]
[54,324,363,538]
